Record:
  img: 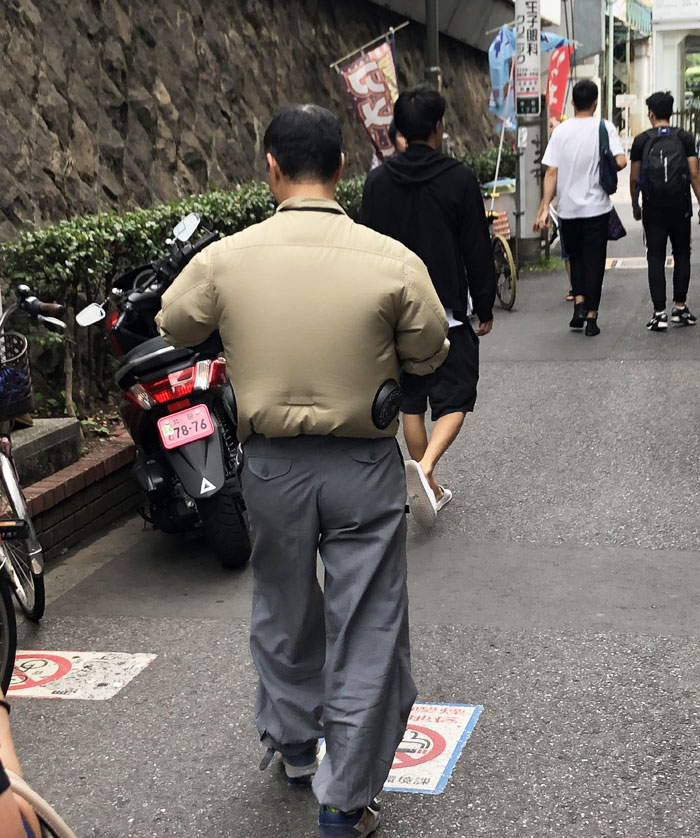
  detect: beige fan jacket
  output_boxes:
[156,196,449,443]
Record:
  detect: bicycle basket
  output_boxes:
[0,332,33,420]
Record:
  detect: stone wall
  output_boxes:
[1,0,493,239]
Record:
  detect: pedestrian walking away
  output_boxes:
[534,79,627,336]
[156,104,449,837]
[629,90,700,332]
[361,83,496,529]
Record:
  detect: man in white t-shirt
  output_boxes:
[534,80,627,336]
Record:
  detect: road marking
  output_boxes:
[605,256,673,269]
[317,701,482,795]
[8,650,156,700]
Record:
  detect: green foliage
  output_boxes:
[80,418,110,437]
[0,178,367,415]
[460,146,517,184]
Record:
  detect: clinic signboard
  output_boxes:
[515,0,541,116]
[653,0,700,23]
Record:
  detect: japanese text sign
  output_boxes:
[515,0,541,116]
[337,41,398,159]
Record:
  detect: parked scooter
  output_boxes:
[76,214,250,568]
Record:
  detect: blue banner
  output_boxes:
[488,26,570,131]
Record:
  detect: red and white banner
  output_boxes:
[546,45,573,120]
[337,41,398,159]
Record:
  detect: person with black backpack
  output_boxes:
[630,91,700,331]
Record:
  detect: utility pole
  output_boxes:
[515,0,542,264]
[424,0,441,88]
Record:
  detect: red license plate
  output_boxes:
[157,404,215,450]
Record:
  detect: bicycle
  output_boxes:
[486,210,518,310]
[0,285,65,650]
[0,569,16,693]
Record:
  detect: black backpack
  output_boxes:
[640,127,689,205]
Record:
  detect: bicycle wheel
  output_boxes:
[0,453,45,621]
[493,234,517,310]
[0,573,17,694]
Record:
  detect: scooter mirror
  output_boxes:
[76,303,106,327]
[172,212,201,243]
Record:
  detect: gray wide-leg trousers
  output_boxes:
[241,434,417,812]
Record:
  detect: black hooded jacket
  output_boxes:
[361,143,496,324]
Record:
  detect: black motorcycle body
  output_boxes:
[79,219,250,568]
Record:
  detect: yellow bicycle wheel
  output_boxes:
[492,235,517,310]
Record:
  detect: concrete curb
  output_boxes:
[23,429,139,561]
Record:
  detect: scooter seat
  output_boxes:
[115,336,196,389]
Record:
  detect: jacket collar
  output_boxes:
[275,196,346,215]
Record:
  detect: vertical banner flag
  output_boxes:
[488,25,516,131]
[489,21,569,130]
[515,0,541,116]
[546,45,574,120]
[337,41,398,159]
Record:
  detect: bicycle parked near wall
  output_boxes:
[0,286,66,692]
[0,570,16,693]
[486,210,518,310]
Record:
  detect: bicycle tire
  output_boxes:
[0,573,17,694]
[0,453,45,621]
[493,235,517,310]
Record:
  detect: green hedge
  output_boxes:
[461,146,517,183]
[0,144,505,416]
[0,177,366,414]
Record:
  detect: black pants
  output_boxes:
[642,206,691,310]
[560,212,610,313]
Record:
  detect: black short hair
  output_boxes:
[393,84,446,143]
[263,105,342,182]
[572,80,598,111]
[646,91,674,120]
[388,119,397,145]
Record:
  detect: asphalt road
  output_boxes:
[8,181,700,837]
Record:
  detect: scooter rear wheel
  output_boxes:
[196,479,251,569]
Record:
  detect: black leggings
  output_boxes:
[643,207,691,310]
[560,212,610,313]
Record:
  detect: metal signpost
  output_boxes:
[515,0,543,263]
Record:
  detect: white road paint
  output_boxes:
[8,650,156,700]
[317,701,483,795]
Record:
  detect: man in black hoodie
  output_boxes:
[361,83,496,530]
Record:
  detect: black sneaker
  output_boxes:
[646,311,669,331]
[584,317,600,336]
[671,305,697,326]
[569,302,586,329]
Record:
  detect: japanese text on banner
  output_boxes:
[337,41,398,159]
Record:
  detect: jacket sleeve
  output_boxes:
[396,251,450,375]
[155,247,218,347]
[460,168,497,324]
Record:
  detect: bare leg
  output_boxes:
[0,694,41,836]
[402,413,429,463]
[418,412,466,497]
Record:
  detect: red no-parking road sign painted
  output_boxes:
[9,651,156,700]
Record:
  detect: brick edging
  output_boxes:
[24,428,140,560]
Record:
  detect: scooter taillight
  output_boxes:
[130,359,227,409]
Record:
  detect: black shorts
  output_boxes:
[400,322,479,421]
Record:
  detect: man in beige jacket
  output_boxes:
[156,104,448,838]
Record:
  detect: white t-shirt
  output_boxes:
[542,117,624,219]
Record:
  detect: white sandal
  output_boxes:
[404,460,437,528]
[436,486,453,512]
